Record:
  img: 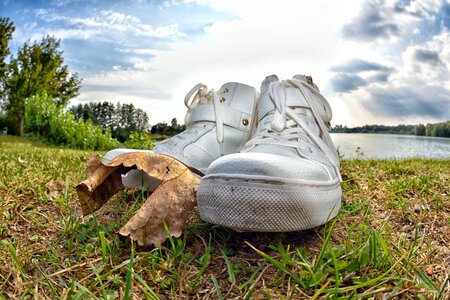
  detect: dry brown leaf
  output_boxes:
[76,156,127,215]
[76,152,200,246]
[119,169,198,246]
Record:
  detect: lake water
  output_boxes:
[330,133,450,159]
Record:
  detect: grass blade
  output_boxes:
[238,264,264,291]
[99,231,108,266]
[313,219,336,274]
[132,271,160,300]
[220,249,236,285]
[34,262,60,299]
[123,241,135,300]
[211,274,224,300]
[1,240,27,279]
[245,241,306,289]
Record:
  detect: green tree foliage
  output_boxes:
[0,17,15,133]
[25,94,119,150]
[123,131,155,150]
[2,35,81,136]
[331,124,415,134]
[115,102,149,140]
[424,121,450,137]
[332,121,450,138]
[69,101,149,142]
[413,124,426,136]
[151,117,186,136]
[0,17,14,88]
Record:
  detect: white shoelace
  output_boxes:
[245,78,341,180]
[182,83,225,154]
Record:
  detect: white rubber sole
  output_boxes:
[197,175,341,232]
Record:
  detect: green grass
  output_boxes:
[0,135,449,299]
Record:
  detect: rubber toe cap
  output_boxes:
[205,152,334,182]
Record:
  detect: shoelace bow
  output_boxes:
[245,78,341,180]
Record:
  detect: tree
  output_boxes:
[151,117,185,136]
[151,121,170,135]
[113,103,149,141]
[134,107,149,132]
[3,35,81,135]
[171,117,178,128]
[413,124,426,136]
[69,101,150,142]
[0,17,15,99]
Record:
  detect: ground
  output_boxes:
[0,135,449,299]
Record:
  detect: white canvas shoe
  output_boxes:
[197,75,342,231]
[102,82,259,190]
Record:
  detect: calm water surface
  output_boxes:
[330,133,450,159]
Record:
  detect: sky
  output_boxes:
[2,0,450,127]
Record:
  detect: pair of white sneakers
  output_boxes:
[102,74,342,232]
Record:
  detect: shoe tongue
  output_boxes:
[257,85,311,121]
[257,75,280,121]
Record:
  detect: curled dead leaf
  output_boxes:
[76,152,200,246]
[76,156,126,214]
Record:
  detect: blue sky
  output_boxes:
[2,0,450,126]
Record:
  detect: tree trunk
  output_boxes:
[19,115,24,136]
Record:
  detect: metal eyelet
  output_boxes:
[306,76,313,86]
[242,118,249,126]
[220,97,226,103]
[223,88,229,93]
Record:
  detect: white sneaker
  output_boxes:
[197,75,342,231]
[102,82,259,189]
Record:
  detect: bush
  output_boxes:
[123,131,155,150]
[25,94,120,150]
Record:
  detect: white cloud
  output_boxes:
[332,29,450,126]
[90,0,358,124]
[151,1,365,88]
[401,0,444,19]
[32,8,185,41]
[341,0,445,42]
[115,48,165,56]
[127,57,154,71]
[163,0,222,8]
[395,30,450,85]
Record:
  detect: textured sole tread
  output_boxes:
[197,179,341,232]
